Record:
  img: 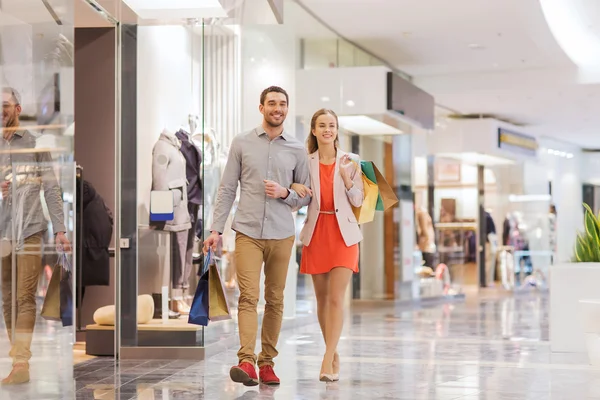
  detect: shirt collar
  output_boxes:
[256,125,291,141]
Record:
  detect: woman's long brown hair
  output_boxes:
[307,108,340,154]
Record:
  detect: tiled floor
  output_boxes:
[3,291,600,399]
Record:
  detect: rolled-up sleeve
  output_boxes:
[38,151,66,234]
[282,150,311,209]
[211,137,241,234]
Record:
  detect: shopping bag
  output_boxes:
[188,251,211,326]
[41,263,61,321]
[372,163,399,211]
[59,254,74,327]
[350,160,379,224]
[41,253,73,326]
[208,261,231,322]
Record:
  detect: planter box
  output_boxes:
[550,263,600,353]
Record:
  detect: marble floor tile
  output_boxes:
[2,291,600,399]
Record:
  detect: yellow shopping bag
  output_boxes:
[351,162,379,224]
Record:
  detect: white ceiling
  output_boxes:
[298,0,600,148]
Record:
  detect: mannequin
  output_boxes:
[151,129,192,318]
[416,206,436,267]
[173,126,203,313]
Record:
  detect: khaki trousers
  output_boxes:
[235,233,295,367]
[1,233,43,366]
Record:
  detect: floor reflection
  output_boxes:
[2,291,600,399]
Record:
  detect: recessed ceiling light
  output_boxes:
[468,43,485,50]
[345,100,355,107]
[321,96,330,102]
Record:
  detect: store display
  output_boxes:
[150,129,192,232]
[502,212,533,278]
[172,129,203,311]
[150,129,192,315]
[93,294,155,326]
[151,293,180,320]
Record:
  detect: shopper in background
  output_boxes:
[0,87,71,385]
[203,86,311,386]
[292,108,364,382]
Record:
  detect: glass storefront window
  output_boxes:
[414,156,554,296]
[0,0,75,393]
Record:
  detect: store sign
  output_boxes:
[497,128,538,157]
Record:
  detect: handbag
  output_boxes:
[188,250,211,326]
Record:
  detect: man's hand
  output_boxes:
[291,183,312,198]
[203,231,222,254]
[1,181,10,198]
[55,232,72,253]
[264,180,288,199]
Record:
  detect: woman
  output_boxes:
[292,109,364,382]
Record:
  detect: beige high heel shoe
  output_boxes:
[319,355,336,383]
[332,352,340,382]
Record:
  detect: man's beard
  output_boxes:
[265,115,284,128]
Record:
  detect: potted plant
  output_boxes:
[550,203,600,358]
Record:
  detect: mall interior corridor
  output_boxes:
[2,292,599,400]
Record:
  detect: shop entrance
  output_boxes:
[72,0,118,363]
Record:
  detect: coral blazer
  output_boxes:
[299,149,364,247]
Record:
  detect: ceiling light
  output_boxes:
[509,194,552,203]
[321,96,330,102]
[345,100,355,107]
[338,116,403,136]
[540,0,600,68]
[547,148,575,159]
[123,0,227,19]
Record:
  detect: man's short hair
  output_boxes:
[260,86,289,106]
[2,87,21,105]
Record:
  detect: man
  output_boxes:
[204,86,310,386]
[0,87,70,385]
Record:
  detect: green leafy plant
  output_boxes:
[574,203,600,262]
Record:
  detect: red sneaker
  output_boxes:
[259,365,280,386]
[230,362,258,386]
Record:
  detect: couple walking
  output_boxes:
[204,86,364,385]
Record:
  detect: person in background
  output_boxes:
[203,86,311,386]
[292,108,364,382]
[0,87,71,385]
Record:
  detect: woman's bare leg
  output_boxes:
[321,267,353,376]
[311,273,330,343]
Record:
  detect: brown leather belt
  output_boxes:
[319,211,335,215]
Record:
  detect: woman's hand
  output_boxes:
[339,155,356,187]
[291,183,313,198]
